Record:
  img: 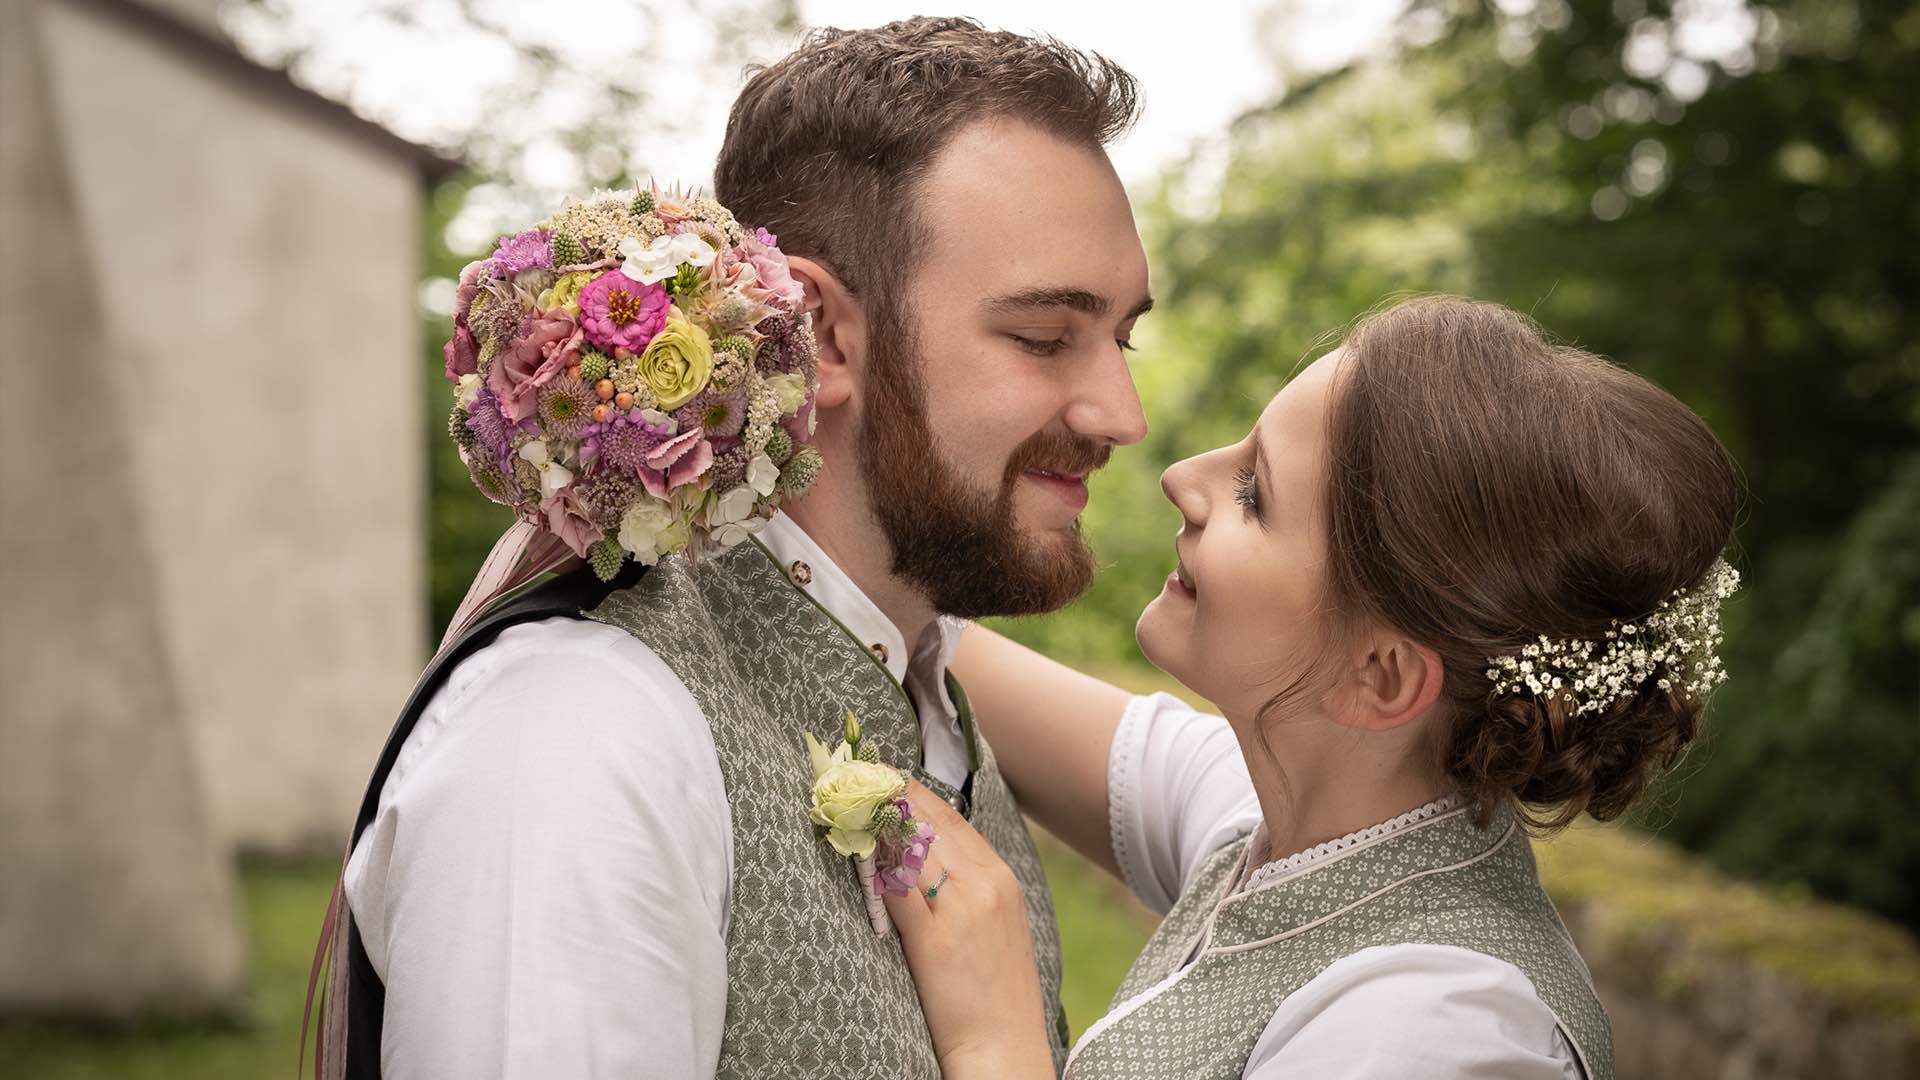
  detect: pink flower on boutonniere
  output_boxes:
[637,427,714,499]
[488,310,582,423]
[873,812,936,898]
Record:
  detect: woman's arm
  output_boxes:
[952,625,1133,875]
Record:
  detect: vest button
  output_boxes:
[788,560,812,586]
[869,642,890,664]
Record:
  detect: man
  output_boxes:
[339,17,1152,1077]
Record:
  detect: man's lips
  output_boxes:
[1021,467,1092,511]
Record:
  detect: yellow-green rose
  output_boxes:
[537,270,598,317]
[637,306,713,409]
[809,760,906,858]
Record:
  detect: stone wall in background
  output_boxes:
[37,0,427,858]
[1539,827,1920,1080]
[2,0,432,1018]
[0,0,245,1017]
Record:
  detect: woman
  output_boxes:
[883,296,1738,1078]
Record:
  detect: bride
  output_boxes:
[883,295,1737,1079]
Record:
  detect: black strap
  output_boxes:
[346,560,645,851]
[342,558,645,1078]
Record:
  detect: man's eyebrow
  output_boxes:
[980,288,1157,321]
[981,287,1108,317]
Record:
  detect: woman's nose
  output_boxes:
[1161,454,1206,527]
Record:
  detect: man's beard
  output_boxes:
[856,304,1111,619]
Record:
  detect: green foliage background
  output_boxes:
[425,0,1919,928]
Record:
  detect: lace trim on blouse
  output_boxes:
[1240,793,1465,894]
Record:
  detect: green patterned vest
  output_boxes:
[586,538,1068,1078]
[1067,803,1613,1079]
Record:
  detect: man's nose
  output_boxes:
[1064,345,1148,447]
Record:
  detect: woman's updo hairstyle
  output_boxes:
[1323,296,1738,831]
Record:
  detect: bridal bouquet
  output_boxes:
[443,184,824,579]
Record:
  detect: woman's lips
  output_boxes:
[1167,560,1197,599]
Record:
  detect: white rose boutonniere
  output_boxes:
[805,711,938,935]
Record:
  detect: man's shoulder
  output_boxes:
[375,615,720,809]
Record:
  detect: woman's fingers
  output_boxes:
[882,868,934,935]
[901,780,993,868]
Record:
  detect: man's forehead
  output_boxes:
[912,119,1146,289]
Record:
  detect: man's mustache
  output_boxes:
[1004,431,1113,484]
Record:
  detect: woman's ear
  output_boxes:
[786,255,864,410]
[1331,631,1446,733]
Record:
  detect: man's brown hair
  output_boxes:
[715,16,1140,317]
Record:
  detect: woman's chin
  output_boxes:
[1134,597,1184,682]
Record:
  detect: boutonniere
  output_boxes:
[805,711,938,936]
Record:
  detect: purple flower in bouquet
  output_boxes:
[572,468,642,529]
[465,388,518,475]
[681,384,748,439]
[581,409,673,474]
[490,228,552,276]
[578,271,669,354]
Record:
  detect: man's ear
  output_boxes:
[1330,631,1446,733]
[786,255,864,410]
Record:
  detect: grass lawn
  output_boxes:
[0,859,340,1080]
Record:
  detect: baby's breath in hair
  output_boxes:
[1486,558,1740,714]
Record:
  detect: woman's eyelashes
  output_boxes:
[1234,464,1261,518]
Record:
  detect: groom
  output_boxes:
[338,16,1151,1078]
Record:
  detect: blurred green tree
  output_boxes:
[1002,0,1918,925]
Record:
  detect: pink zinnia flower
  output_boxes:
[578,271,669,354]
[487,310,582,424]
[637,427,715,499]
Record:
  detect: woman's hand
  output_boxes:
[884,780,1057,1080]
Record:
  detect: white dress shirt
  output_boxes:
[342,514,970,1079]
[1100,692,1584,1079]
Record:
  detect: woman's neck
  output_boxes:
[1233,717,1451,869]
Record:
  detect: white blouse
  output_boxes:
[1101,692,1583,1079]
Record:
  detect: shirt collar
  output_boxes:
[754,513,965,721]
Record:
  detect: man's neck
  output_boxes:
[781,497,938,657]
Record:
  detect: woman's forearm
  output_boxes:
[952,625,1133,874]
[940,1042,1058,1080]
